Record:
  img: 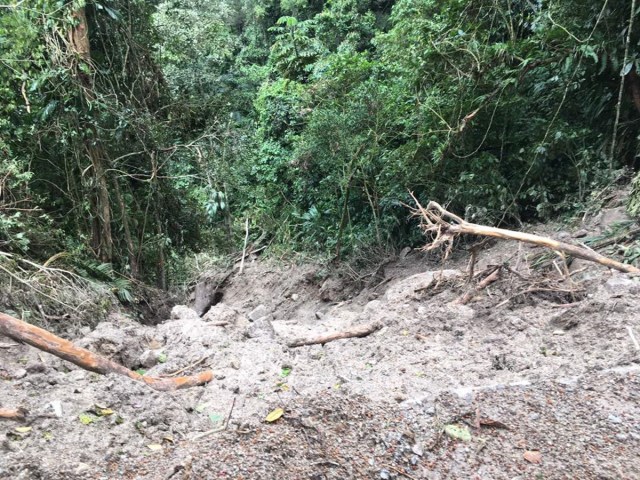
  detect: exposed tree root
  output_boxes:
[0,312,212,391]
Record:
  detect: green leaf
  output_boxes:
[157,353,167,363]
[279,367,292,377]
[444,424,471,441]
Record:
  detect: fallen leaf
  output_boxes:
[265,408,284,423]
[147,444,163,451]
[158,353,168,363]
[95,407,114,416]
[444,424,472,442]
[523,450,542,464]
[208,413,224,425]
[279,367,292,378]
[78,413,97,425]
[162,435,174,443]
[15,426,32,433]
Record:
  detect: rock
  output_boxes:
[412,443,424,456]
[314,311,324,319]
[170,305,201,322]
[616,434,628,442]
[246,316,276,338]
[319,277,347,302]
[379,469,391,480]
[385,270,463,302]
[553,329,565,336]
[203,302,241,325]
[608,414,622,424]
[573,229,589,238]
[549,311,579,330]
[138,350,161,368]
[291,293,300,301]
[25,362,47,374]
[193,280,216,316]
[12,368,27,380]
[248,305,269,322]
[604,275,640,297]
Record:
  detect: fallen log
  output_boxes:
[0,312,212,392]
[288,321,382,348]
[0,407,28,422]
[411,197,640,274]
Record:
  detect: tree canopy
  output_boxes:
[1,0,639,285]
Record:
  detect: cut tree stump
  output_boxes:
[288,321,382,348]
[411,197,640,274]
[0,312,213,392]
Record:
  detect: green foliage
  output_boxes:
[2,0,639,286]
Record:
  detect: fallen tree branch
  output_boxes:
[0,312,212,391]
[0,407,28,422]
[410,196,640,274]
[288,322,382,348]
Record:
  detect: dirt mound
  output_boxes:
[2,209,640,479]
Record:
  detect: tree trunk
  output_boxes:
[112,175,139,278]
[70,5,114,263]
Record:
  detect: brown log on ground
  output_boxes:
[411,197,640,274]
[288,321,382,348]
[0,313,212,391]
[0,407,28,422]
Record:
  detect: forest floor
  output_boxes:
[2,205,640,479]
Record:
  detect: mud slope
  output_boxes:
[2,218,640,479]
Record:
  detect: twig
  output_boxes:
[0,343,19,349]
[627,326,640,351]
[383,464,418,480]
[163,354,211,378]
[0,407,28,422]
[192,396,237,441]
[239,217,249,274]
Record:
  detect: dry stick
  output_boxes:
[288,322,382,348]
[627,326,640,351]
[456,266,502,305]
[0,312,213,392]
[0,407,28,422]
[163,354,211,378]
[411,198,640,274]
[239,217,249,274]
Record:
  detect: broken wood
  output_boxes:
[411,197,640,274]
[456,266,502,305]
[288,321,382,348]
[0,312,212,392]
[0,407,28,422]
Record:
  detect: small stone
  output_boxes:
[616,434,628,442]
[248,305,269,322]
[379,469,391,479]
[246,316,276,338]
[529,413,541,421]
[573,229,588,238]
[12,368,27,380]
[553,330,565,336]
[315,311,324,320]
[138,350,161,368]
[412,443,424,456]
[608,414,623,424]
[171,305,200,321]
[410,455,420,465]
[291,294,299,301]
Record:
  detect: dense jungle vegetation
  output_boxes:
[2,0,640,288]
